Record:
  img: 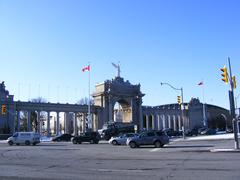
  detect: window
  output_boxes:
[13,133,18,137]
[147,132,155,137]
[156,131,163,136]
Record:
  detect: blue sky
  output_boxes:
[0,0,240,109]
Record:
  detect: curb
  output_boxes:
[210,149,240,153]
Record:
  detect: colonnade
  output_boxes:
[15,110,98,136]
[143,114,186,131]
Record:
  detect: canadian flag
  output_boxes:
[198,81,203,86]
[82,65,90,72]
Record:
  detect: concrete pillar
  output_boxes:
[157,115,162,130]
[168,115,171,129]
[173,116,177,131]
[56,112,60,135]
[162,115,166,129]
[37,111,40,133]
[83,113,86,133]
[108,97,113,122]
[73,113,77,136]
[178,115,182,131]
[27,111,31,131]
[64,112,67,134]
[47,112,51,136]
[146,115,149,130]
[139,101,143,131]
[17,111,20,132]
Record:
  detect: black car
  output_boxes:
[52,134,74,142]
[162,128,181,137]
[200,128,216,135]
[72,132,101,144]
[185,128,198,136]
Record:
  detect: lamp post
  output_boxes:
[160,82,185,139]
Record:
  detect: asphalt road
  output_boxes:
[0,139,240,180]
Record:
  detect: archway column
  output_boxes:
[17,111,20,132]
[161,115,166,129]
[146,115,149,130]
[27,111,31,131]
[173,116,177,131]
[37,111,40,133]
[64,112,68,134]
[56,112,60,135]
[73,113,77,136]
[178,116,182,131]
[47,112,51,136]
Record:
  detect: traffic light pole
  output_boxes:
[228,58,239,150]
[160,82,185,139]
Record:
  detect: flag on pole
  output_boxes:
[198,81,203,86]
[82,65,90,72]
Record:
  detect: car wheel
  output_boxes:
[57,138,61,142]
[129,141,137,148]
[72,139,78,144]
[112,140,118,145]
[154,141,162,148]
[33,142,36,146]
[25,141,30,146]
[94,141,99,144]
[8,141,13,146]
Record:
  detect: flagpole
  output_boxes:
[88,63,91,131]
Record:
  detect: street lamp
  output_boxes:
[160,82,185,139]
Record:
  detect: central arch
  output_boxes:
[93,77,144,129]
[113,98,132,123]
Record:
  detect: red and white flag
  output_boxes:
[82,65,90,72]
[198,81,203,86]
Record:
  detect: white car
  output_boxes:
[109,133,138,145]
[7,132,41,146]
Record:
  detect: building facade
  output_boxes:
[0,78,232,135]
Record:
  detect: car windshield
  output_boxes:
[13,133,18,137]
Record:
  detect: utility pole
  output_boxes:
[221,57,239,149]
[160,82,185,139]
[227,57,239,149]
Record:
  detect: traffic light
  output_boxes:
[1,105,6,115]
[177,96,181,105]
[232,76,237,89]
[220,66,228,84]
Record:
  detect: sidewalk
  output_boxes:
[171,133,240,153]
[172,133,238,142]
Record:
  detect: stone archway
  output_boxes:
[93,77,144,129]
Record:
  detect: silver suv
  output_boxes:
[126,130,169,148]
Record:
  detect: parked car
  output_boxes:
[198,127,208,134]
[109,133,138,145]
[185,128,198,136]
[200,128,216,135]
[7,132,40,146]
[162,128,182,137]
[52,133,74,142]
[126,130,169,148]
[72,132,101,144]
